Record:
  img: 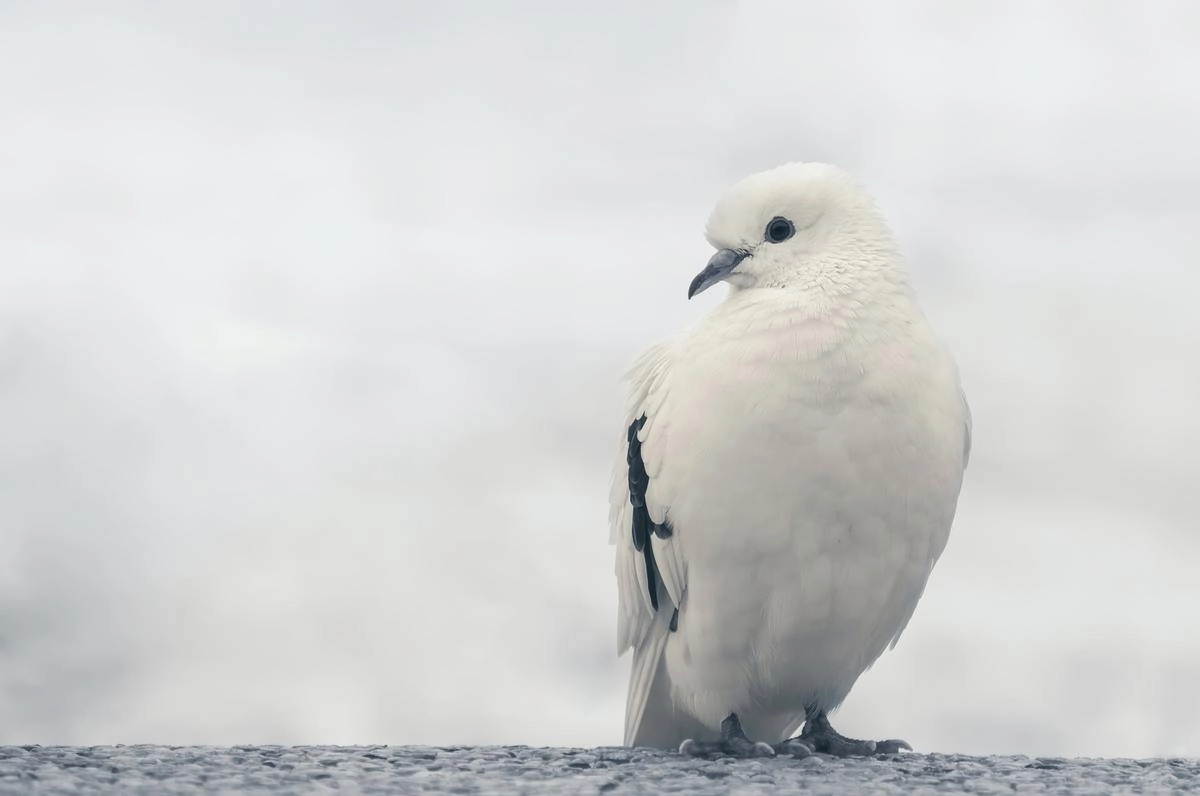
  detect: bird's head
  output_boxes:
[689,162,899,299]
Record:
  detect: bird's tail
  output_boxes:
[624,624,709,749]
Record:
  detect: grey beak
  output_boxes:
[688,248,750,299]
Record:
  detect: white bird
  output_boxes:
[609,162,970,758]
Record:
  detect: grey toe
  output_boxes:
[773,739,815,758]
[748,741,776,758]
[817,736,876,757]
[678,737,774,759]
[874,739,913,755]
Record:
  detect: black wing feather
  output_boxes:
[626,414,674,616]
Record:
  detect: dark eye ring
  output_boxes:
[765,216,795,243]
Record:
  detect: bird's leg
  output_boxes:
[678,713,776,758]
[786,706,912,757]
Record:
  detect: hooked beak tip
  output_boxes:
[688,248,749,300]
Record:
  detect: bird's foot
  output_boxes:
[679,713,776,758]
[788,709,912,757]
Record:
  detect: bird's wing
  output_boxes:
[609,340,689,744]
[884,383,973,651]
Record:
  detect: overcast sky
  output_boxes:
[2,1,1198,759]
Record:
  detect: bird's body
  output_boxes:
[610,163,970,754]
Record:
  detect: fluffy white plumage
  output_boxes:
[609,162,970,750]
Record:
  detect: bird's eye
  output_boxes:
[765,216,795,243]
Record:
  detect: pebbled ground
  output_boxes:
[1,745,1196,794]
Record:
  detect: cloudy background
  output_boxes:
[2,0,1198,759]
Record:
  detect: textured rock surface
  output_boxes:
[1,745,1196,794]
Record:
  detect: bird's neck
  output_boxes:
[726,253,913,323]
[701,258,920,368]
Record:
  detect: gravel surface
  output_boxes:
[1,745,1196,794]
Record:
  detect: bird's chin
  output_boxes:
[719,275,757,295]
